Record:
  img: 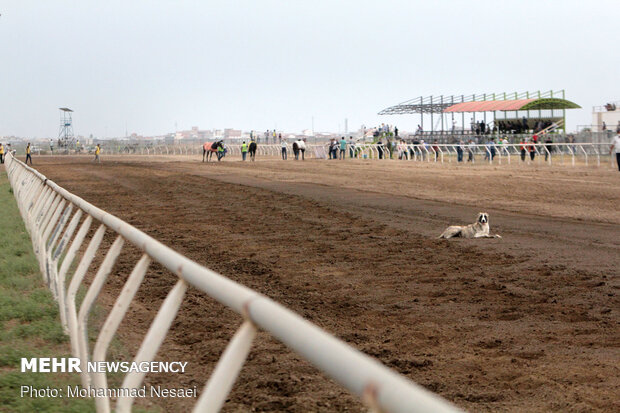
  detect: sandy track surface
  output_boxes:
[33,156,619,412]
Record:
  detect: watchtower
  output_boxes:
[58,107,74,148]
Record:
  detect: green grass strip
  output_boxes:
[0,170,95,412]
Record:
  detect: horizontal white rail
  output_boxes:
[81,142,612,167]
[3,152,461,413]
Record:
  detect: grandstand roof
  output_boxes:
[444,98,580,113]
[444,99,535,112]
[378,90,580,115]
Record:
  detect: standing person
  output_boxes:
[432,140,439,161]
[489,138,496,161]
[468,139,475,162]
[339,136,346,160]
[241,141,248,161]
[272,130,277,144]
[281,138,287,160]
[496,136,504,156]
[610,131,620,172]
[456,140,464,162]
[528,139,536,161]
[520,139,527,162]
[616,121,620,133]
[93,144,101,163]
[348,136,356,158]
[278,133,282,143]
[25,143,33,165]
[217,143,225,161]
[545,137,553,162]
[248,139,257,162]
[451,119,456,133]
[394,126,399,137]
[330,138,338,159]
[0,142,4,164]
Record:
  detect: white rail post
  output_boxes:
[53,209,84,331]
[578,145,588,165]
[116,279,188,413]
[593,145,600,166]
[65,224,106,383]
[76,235,125,387]
[193,320,258,412]
[92,254,151,413]
[566,144,575,166]
[541,144,551,165]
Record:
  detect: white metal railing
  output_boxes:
[29,142,614,167]
[352,142,611,166]
[3,152,461,413]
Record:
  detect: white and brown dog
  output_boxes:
[438,212,501,239]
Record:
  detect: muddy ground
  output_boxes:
[31,156,619,412]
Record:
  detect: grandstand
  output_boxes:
[379,90,580,138]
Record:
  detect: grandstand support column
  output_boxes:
[550,90,554,132]
[450,95,454,135]
[483,94,487,125]
[441,96,444,133]
[461,95,465,134]
[472,94,476,133]
[562,89,566,133]
[420,96,423,132]
[430,95,434,135]
[526,91,530,128]
[492,93,496,134]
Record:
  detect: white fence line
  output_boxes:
[93,142,612,167]
[3,152,461,413]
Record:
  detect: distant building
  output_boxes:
[224,129,242,139]
[592,102,620,132]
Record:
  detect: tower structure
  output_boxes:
[58,107,74,148]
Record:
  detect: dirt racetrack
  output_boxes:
[32,155,619,412]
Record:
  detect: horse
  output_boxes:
[292,140,306,160]
[203,141,223,162]
[248,141,257,161]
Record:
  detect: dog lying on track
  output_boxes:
[438,212,501,239]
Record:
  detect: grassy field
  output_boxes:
[0,170,95,412]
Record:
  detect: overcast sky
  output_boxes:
[1,0,619,138]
